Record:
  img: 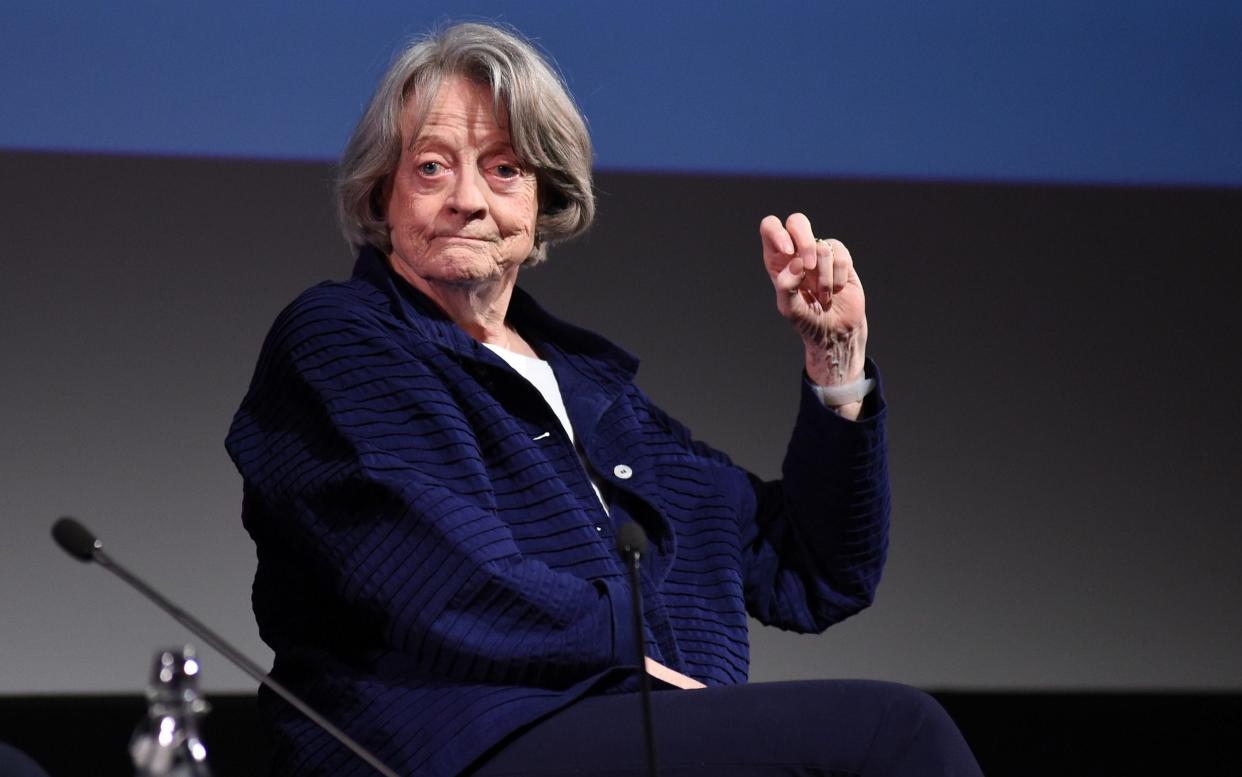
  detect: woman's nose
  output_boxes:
[445,166,488,218]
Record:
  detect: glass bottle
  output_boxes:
[130,645,212,776]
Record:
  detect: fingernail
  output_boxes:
[782,240,795,255]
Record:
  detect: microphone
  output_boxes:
[50,517,401,777]
[616,521,648,559]
[616,521,657,777]
[52,517,100,560]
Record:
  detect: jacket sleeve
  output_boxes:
[225,290,637,689]
[738,359,890,632]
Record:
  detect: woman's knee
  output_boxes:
[873,681,949,722]
[854,682,980,776]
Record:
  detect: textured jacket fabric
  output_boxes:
[225,248,890,776]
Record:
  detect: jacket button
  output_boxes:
[613,464,633,480]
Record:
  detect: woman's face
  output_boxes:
[384,75,538,289]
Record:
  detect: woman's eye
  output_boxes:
[494,164,522,179]
[418,161,443,175]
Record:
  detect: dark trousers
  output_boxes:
[469,680,983,776]
[0,742,50,777]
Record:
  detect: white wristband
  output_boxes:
[811,375,875,407]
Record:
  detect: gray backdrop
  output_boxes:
[3,151,1239,693]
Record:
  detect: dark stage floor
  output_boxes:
[2,691,1239,776]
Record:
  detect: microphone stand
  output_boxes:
[51,517,401,777]
[617,522,657,777]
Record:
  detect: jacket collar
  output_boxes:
[350,246,640,391]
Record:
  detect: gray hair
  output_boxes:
[336,22,595,264]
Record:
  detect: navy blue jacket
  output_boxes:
[225,248,890,776]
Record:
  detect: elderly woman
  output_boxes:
[227,22,980,777]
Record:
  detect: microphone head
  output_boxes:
[616,521,648,556]
[52,516,101,562]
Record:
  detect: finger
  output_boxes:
[759,215,795,270]
[785,213,818,302]
[784,213,817,273]
[776,256,817,318]
[774,254,806,295]
[815,238,834,306]
[826,238,853,293]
